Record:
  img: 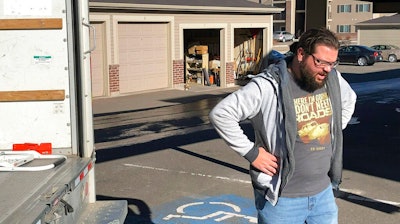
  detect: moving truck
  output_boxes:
[0,0,127,223]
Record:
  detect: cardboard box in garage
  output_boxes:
[188,45,208,54]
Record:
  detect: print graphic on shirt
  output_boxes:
[294,92,332,145]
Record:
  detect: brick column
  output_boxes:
[109,64,120,94]
[173,59,184,85]
[226,62,235,85]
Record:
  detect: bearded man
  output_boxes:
[209,28,357,224]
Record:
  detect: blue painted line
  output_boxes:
[152,194,257,224]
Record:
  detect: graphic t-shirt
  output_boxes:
[281,75,333,197]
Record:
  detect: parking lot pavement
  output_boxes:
[94,60,400,224]
[337,61,400,75]
[92,85,239,115]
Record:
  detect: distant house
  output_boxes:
[88,0,282,97]
[355,13,400,46]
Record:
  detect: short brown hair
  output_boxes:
[297,27,339,54]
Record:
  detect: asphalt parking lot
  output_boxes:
[93,59,400,224]
[337,61,400,75]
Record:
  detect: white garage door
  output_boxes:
[91,22,106,97]
[359,29,400,47]
[118,23,168,93]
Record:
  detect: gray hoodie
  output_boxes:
[209,58,357,206]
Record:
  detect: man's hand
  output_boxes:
[251,147,279,176]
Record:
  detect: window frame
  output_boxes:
[337,25,351,33]
[338,4,352,13]
[356,4,371,12]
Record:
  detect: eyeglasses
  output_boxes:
[310,54,339,69]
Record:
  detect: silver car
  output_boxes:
[370,44,400,63]
[273,31,294,42]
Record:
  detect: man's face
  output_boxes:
[297,45,338,92]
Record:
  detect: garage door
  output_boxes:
[118,23,168,93]
[359,29,400,47]
[91,22,106,97]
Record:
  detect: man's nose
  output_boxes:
[323,65,333,73]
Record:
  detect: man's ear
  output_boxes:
[297,47,306,62]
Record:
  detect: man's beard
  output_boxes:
[295,62,328,92]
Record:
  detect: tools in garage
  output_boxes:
[185,45,210,87]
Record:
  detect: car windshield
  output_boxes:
[363,46,378,51]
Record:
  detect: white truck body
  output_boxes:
[0,0,127,223]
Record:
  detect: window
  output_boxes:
[337,25,351,33]
[338,4,351,13]
[356,4,371,12]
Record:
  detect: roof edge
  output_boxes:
[356,22,400,26]
[89,2,284,14]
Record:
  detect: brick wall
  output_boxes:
[173,59,184,84]
[109,64,120,94]
[226,62,235,85]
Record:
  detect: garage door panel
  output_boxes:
[120,77,166,92]
[118,23,168,93]
[118,22,168,93]
[91,22,106,97]
[360,29,400,46]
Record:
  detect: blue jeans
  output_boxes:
[254,185,338,224]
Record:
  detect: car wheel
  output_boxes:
[282,37,286,42]
[388,54,397,63]
[357,57,367,66]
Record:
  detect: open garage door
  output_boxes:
[118,22,169,93]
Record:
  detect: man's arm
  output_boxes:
[209,79,279,175]
[337,70,357,129]
[209,81,261,157]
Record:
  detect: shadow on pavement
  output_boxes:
[94,91,233,117]
[172,146,249,174]
[343,102,400,182]
[335,190,400,214]
[341,68,400,83]
[97,195,155,224]
[95,125,251,176]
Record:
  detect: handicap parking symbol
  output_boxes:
[153,195,257,223]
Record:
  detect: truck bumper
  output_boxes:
[77,200,128,224]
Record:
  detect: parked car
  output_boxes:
[338,45,380,66]
[370,44,400,63]
[273,31,294,42]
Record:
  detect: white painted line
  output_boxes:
[164,210,257,222]
[123,163,251,184]
[347,195,400,206]
[123,165,400,206]
[177,202,204,213]
[163,201,257,223]
[340,188,400,206]
[210,202,241,212]
[340,188,365,195]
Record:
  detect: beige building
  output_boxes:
[356,13,400,47]
[87,0,399,98]
[328,0,373,44]
[249,0,300,37]
[88,0,282,97]
[250,0,383,43]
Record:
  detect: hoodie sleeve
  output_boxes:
[209,79,269,162]
[337,70,357,129]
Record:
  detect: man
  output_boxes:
[209,28,356,224]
